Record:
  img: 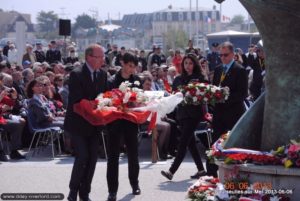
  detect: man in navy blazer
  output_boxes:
[207,42,248,177]
[64,44,108,201]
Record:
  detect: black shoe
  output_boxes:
[9,150,25,160]
[79,198,91,201]
[161,170,173,180]
[190,170,207,179]
[107,193,116,201]
[159,153,173,161]
[132,185,141,195]
[0,151,8,162]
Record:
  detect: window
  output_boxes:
[167,12,172,21]
[179,12,184,21]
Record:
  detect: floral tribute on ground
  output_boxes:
[207,132,300,168]
[186,133,300,200]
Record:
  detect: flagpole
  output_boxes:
[220,2,222,23]
[189,0,192,40]
[196,0,199,47]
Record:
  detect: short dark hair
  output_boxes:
[122,53,138,66]
[26,79,38,98]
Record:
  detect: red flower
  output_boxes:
[103,91,113,98]
[189,88,196,96]
[214,91,222,99]
[112,98,122,106]
[129,92,137,102]
[296,159,300,167]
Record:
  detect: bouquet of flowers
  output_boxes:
[179,82,229,106]
[187,176,220,201]
[96,81,148,111]
[272,137,300,168]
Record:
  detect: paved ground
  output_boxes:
[0,137,208,201]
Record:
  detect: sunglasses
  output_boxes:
[220,53,230,58]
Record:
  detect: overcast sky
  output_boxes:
[2,0,249,23]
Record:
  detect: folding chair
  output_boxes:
[194,121,212,149]
[0,127,10,154]
[26,110,64,159]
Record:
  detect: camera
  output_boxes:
[5,88,14,93]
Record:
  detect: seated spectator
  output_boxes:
[167,66,177,86]
[45,71,55,85]
[0,73,26,161]
[53,74,64,102]
[59,75,69,109]
[32,62,44,78]
[26,78,64,129]
[141,75,171,160]
[22,68,34,89]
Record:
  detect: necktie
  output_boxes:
[220,66,227,84]
[93,71,97,83]
[223,65,228,74]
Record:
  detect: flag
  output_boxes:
[205,16,212,23]
[222,15,231,23]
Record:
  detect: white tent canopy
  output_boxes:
[207,30,250,37]
[99,24,121,32]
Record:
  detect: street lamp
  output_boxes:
[214,0,225,3]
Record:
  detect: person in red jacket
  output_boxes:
[172,49,182,74]
[0,82,25,161]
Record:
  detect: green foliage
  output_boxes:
[74,14,96,30]
[229,15,245,25]
[36,11,59,32]
[36,11,59,39]
[164,29,188,50]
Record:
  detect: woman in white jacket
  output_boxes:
[8,44,18,64]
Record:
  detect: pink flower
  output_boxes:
[288,144,300,153]
[296,159,300,167]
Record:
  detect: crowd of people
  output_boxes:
[0,39,266,201]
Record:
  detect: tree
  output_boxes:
[164,29,188,50]
[229,14,245,25]
[74,14,96,30]
[36,11,59,32]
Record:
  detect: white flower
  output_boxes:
[193,97,197,102]
[134,81,140,86]
[203,97,208,102]
[199,83,206,87]
[119,82,127,93]
[123,92,131,103]
[210,87,216,93]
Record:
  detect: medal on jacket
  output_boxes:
[219,71,226,86]
[219,66,228,86]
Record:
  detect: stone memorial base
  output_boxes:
[216,161,300,200]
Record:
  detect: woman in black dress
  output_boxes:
[161,53,207,180]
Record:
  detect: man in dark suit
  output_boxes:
[207,42,222,72]
[206,41,248,177]
[64,44,108,201]
[46,41,62,64]
[34,42,46,63]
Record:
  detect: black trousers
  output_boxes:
[69,134,99,197]
[107,120,139,194]
[169,118,204,174]
[206,106,245,177]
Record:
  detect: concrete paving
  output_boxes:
[0,137,207,201]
